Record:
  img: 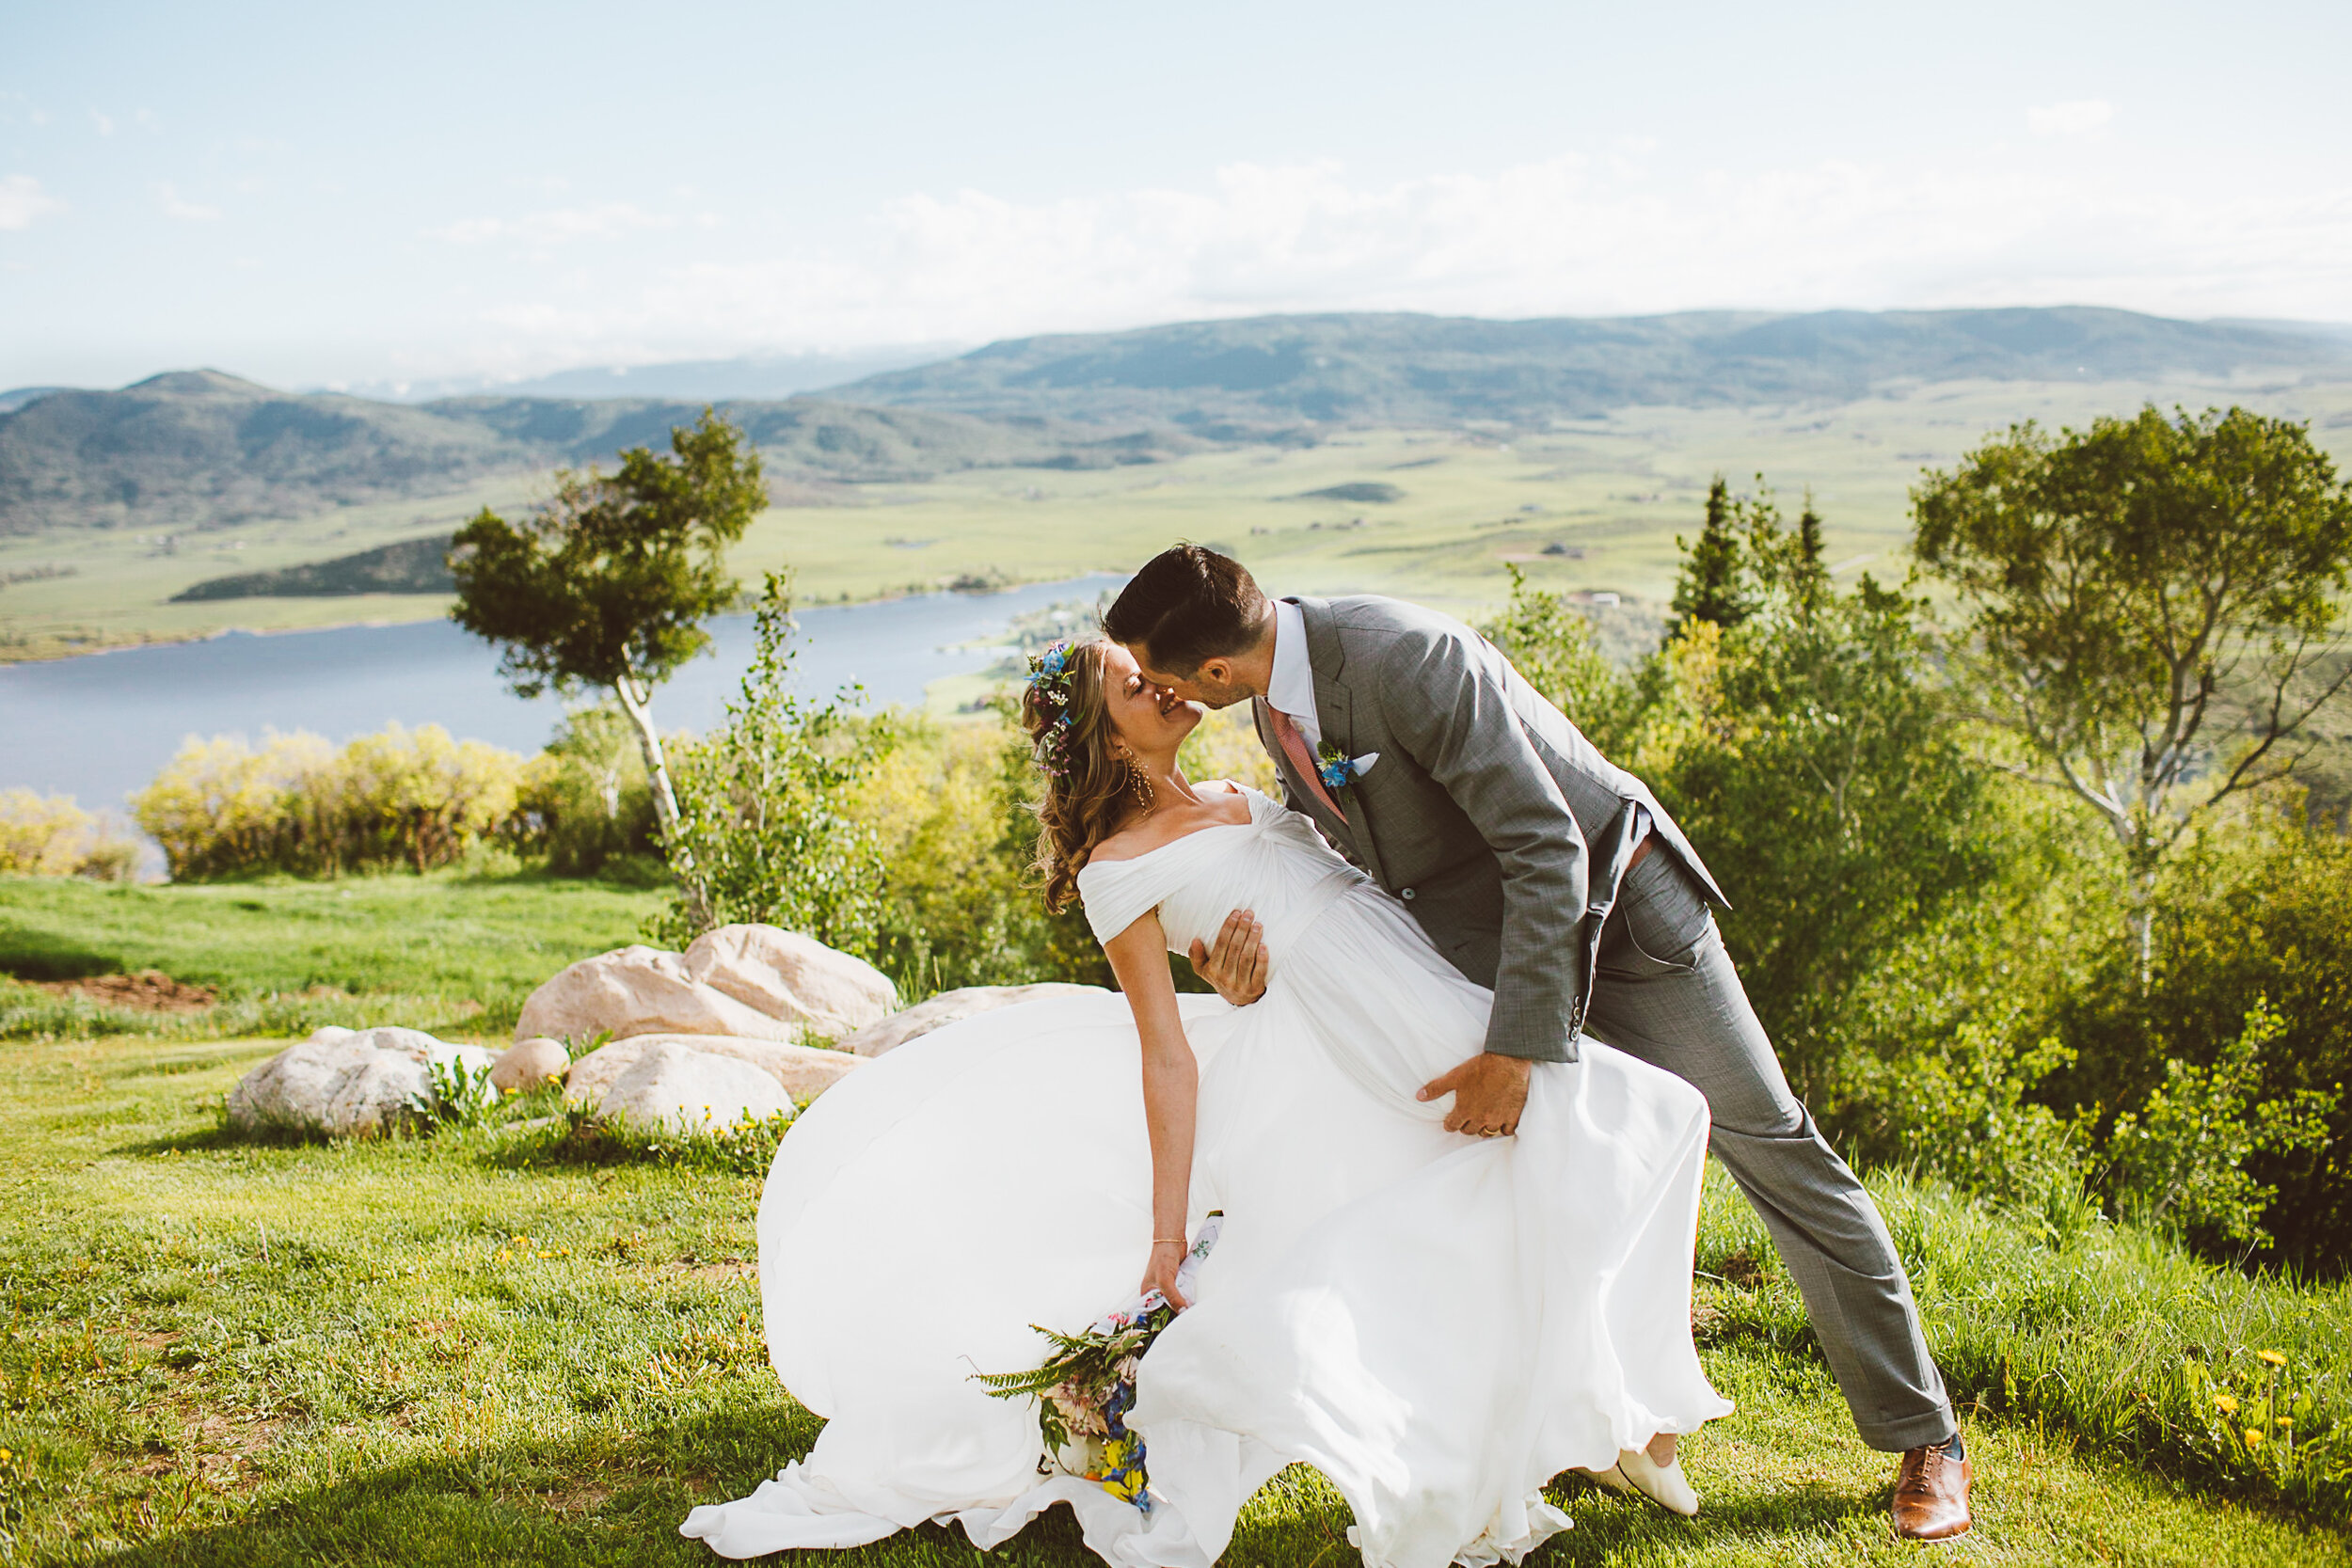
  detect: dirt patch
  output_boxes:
[40,969,216,1013]
[679,1260,756,1283]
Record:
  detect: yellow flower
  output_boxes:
[2277,1416,2294,1428]
[2257,1350,2287,1367]
[2215,1395,2240,1414]
[2244,1427,2265,1447]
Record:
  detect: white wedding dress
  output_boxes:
[682,786,1730,1568]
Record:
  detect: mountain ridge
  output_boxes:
[8,307,2348,538]
[819,307,2352,428]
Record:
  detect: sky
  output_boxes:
[3,0,2348,393]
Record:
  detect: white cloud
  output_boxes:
[427,202,673,245]
[156,184,222,222]
[0,174,63,231]
[392,145,2352,379]
[2027,99,2114,136]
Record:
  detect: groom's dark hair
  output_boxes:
[1104,544,1268,673]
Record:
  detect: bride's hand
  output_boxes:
[1143,1239,1192,1310]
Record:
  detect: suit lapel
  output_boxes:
[1290,597,1387,886]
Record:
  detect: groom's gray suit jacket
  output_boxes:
[1253,594,1726,1064]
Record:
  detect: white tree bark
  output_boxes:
[612,669,712,930]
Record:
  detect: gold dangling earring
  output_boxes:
[1126,755,1155,813]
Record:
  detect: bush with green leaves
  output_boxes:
[511,703,663,879]
[131,723,527,880]
[650,574,903,953]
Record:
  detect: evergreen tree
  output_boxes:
[1669,476,1752,634]
[1792,493,1830,619]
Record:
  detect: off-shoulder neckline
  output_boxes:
[1077,786,1271,878]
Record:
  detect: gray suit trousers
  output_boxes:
[1587,849,1956,1452]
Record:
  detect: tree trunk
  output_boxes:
[612,670,712,931]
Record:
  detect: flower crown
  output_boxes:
[1027,640,1079,776]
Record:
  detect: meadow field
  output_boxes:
[8,375,2351,661]
[5,875,2352,1565]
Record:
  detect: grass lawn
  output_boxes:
[5,1025,2347,1566]
[0,872,668,1044]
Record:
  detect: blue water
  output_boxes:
[1,576,1120,815]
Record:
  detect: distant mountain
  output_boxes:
[0,372,1151,536]
[346,346,966,404]
[822,308,2352,428]
[421,395,1113,479]
[0,371,526,535]
[0,387,73,415]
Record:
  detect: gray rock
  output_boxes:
[227,1026,499,1136]
[838,983,1111,1057]
[491,1037,570,1092]
[593,1041,794,1136]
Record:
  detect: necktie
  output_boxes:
[1266,704,1345,822]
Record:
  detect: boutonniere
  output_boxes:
[1315,739,1380,792]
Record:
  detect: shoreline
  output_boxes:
[0,568,1114,670]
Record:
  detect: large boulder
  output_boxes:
[514,942,793,1045]
[227,1026,499,1137]
[594,1041,793,1136]
[491,1037,570,1093]
[839,983,1110,1057]
[565,1033,864,1110]
[514,925,896,1047]
[683,925,897,1039]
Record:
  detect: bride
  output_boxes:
[681,640,1731,1568]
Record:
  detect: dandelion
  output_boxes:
[2258,1350,2287,1367]
[2277,1416,2294,1428]
[2244,1427,2266,1447]
[2216,1394,2240,1413]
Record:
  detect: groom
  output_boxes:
[1104,545,1973,1542]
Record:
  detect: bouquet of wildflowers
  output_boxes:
[977,1214,1221,1511]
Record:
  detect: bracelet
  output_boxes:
[1152,1236,1187,1245]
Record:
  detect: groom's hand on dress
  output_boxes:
[1418,1053,1531,1137]
[1189,909,1269,1006]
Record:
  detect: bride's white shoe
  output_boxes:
[1574,1448,1701,1516]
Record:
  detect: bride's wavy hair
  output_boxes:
[1019,638,1145,912]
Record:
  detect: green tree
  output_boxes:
[1480,565,1639,754]
[1668,476,1751,634]
[653,573,900,950]
[448,409,766,926]
[1912,405,2352,978]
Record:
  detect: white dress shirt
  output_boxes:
[1267,597,1322,749]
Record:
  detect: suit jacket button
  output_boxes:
[1400,887,1416,901]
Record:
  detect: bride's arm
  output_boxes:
[1103,911,1200,1309]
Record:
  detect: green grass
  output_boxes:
[9,376,2350,658]
[0,872,665,1043]
[4,1024,2348,1565]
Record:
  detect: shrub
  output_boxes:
[511,704,663,879]
[0,791,140,881]
[131,725,527,879]
[652,576,901,952]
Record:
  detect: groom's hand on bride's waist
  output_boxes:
[1190,909,1271,1006]
[1419,1053,1531,1137]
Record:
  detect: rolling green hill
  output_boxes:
[827,307,2352,428]
[0,374,1156,538]
[167,533,456,601]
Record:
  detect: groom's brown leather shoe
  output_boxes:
[1892,1437,1972,1541]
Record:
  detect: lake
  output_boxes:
[1,576,1121,815]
